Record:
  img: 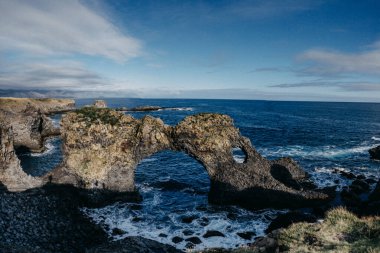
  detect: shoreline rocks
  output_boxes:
[369,145,380,160]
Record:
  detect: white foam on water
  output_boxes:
[372,136,380,141]
[311,167,349,190]
[51,118,61,128]
[259,144,376,159]
[82,205,288,251]
[233,155,246,163]
[30,138,56,157]
[141,158,158,163]
[164,107,194,111]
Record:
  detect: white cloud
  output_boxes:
[0,61,108,89]
[0,0,142,62]
[299,41,380,76]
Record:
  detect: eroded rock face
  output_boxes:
[0,124,43,191]
[0,98,74,151]
[48,108,171,191]
[47,108,331,209]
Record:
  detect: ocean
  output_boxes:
[16,99,380,251]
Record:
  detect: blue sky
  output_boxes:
[0,0,379,101]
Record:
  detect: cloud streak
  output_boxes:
[271,81,380,92]
[298,41,380,76]
[0,0,142,62]
[0,61,108,89]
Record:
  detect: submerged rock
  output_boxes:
[369,145,380,160]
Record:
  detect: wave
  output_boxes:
[160,107,194,111]
[30,139,56,157]
[259,144,375,159]
[82,204,287,251]
[372,136,380,141]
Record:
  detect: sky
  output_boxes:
[0,0,379,101]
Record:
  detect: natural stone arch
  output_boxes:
[45,108,332,209]
[0,107,333,209]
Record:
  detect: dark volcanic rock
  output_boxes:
[185,236,202,245]
[0,185,107,253]
[87,236,181,253]
[265,211,317,233]
[369,180,380,202]
[112,228,126,236]
[369,146,380,160]
[350,179,370,194]
[171,236,184,244]
[203,230,225,238]
[237,231,256,240]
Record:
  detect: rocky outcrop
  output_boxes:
[369,145,380,160]
[0,124,43,191]
[93,100,107,108]
[0,97,74,151]
[47,108,331,209]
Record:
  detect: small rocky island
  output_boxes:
[1,98,380,253]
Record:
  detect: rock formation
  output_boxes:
[93,100,107,108]
[369,145,380,160]
[0,98,74,152]
[0,124,43,191]
[46,108,331,209]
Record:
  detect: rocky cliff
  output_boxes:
[47,108,331,209]
[0,97,74,151]
[0,123,43,191]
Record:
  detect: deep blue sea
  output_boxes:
[17,99,380,251]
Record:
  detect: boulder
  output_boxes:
[46,109,331,209]
[369,145,380,160]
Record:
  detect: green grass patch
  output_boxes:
[75,107,121,126]
[279,207,380,253]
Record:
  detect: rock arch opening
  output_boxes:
[135,150,210,198]
[15,137,63,177]
[232,147,247,164]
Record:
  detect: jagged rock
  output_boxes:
[369,145,380,160]
[46,108,331,209]
[0,124,43,191]
[93,100,107,108]
[0,98,74,151]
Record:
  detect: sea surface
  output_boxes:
[17,99,380,251]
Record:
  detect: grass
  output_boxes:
[279,207,380,253]
[75,107,122,126]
